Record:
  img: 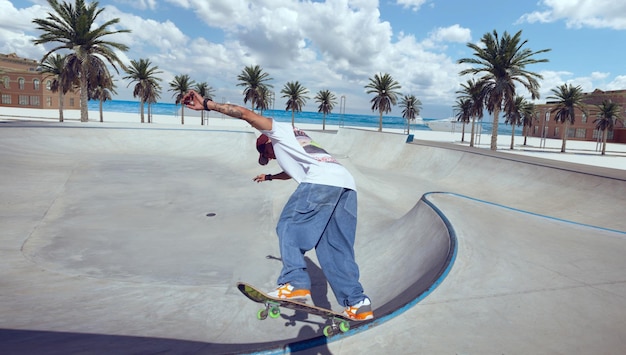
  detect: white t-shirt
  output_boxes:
[261,120,356,190]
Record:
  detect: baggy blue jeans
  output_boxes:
[276,183,366,307]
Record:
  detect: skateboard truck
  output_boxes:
[256,300,350,336]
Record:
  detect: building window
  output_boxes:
[30,96,40,106]
[18,78,25,90]
[69,98,75,107]
[545,111,550,122]
[33,79,40,90]
[593,129,600,139]
[46,80,52,90]
[555,127,560,137]
[581,112,587,123]
[1,94,11,104]
[19,95,28,105]
[2,77,9,88]
[567,128,576,138]
[46,97,52,107]
[575,128,586,138]
[597,129,615,140]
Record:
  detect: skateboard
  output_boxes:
[237,282,361,337]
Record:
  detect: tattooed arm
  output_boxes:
[182,90,272,131]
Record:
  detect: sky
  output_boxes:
[1,0,626,118]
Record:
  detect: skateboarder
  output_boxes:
[182,90,373,320]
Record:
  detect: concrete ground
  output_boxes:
[0,120,625,354]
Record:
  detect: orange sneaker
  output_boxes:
[343,298,374,320]
[267,283,311,302]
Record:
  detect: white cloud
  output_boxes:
[395,0,429,12]
[606,75,626,91]
[0,1,46,58]
[428,24,471,43]
[113,0,158,11]
[518,0,626,29]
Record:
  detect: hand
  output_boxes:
[253,174,269,183]
[182,90,204,111]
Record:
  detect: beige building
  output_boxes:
[0,53,80,111]
[532,89,626,144]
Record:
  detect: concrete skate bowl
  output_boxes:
[0,122,457,354]
[4,122,624,354]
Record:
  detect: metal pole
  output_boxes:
[340,95,346,127]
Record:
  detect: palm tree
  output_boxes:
[593,100,623,155]
[365,73,401,132]
[256,86,274,115]
[89,73,116,123]
[32,0,130,122]
[504,96,529,149]
[547,84,586,153]
[237,65,273,111]
[400,94,422,135]
[454,98,472,142]
[281,81,310,126]
[456,79,486,147]
[39,53,73,122]
[145,83,161,123]
[315,89,337,130]
[195,82,215,125]
[458,30,550,150]
[169,74,195,125]
[124,58,163,123]
[84,54,115,123]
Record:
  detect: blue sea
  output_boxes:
[88,99,523,135]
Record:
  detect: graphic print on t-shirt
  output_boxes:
[293,128,339,164]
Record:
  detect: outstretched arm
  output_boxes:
[182,90,272,131]
[253,171,291,183]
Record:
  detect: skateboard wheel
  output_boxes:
[269,306,280,318]
[257,309,268,320]
[323,325,334,337]
[339,321,350,333]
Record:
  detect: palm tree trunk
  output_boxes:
[99,99,103,122]
[461,122,466,142]
[323,113,326,131]
[510,124,515,150]
[378,111,383,132]
[291,110,295,127]
[470,117,476,147]
[58,91,64,122]
[491,107,500,150]
[523,125,528,146]
[80,59,89,122]
[140,99,145,123]
[561,120,569,153]
[602,130,608,155]
[181,105,185,125]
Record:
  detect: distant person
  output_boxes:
[182,90,373,320]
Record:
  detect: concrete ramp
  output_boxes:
[1,122,625,354]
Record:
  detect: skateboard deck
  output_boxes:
[237,282,360,336]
